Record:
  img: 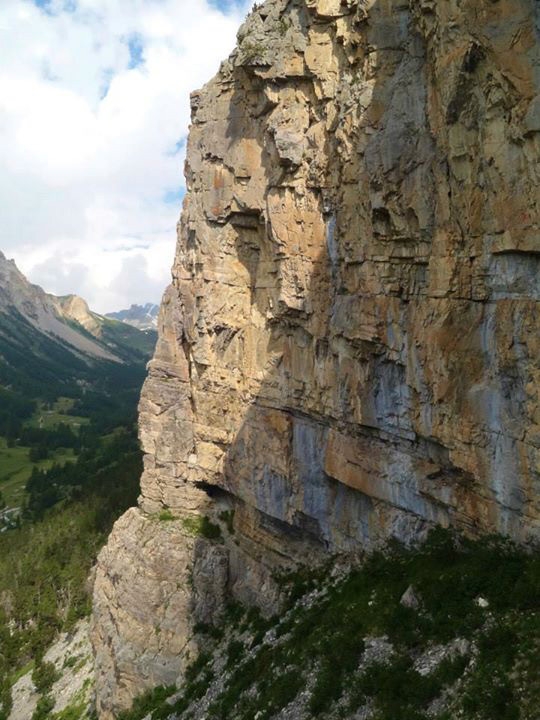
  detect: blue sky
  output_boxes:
[0,0,251,312]
[33,0,242,14]
[33,0,77,13]
[127,33,144,69]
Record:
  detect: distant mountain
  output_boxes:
[106,303,159,331]
[0,252,119,363]
[0,251,156,405]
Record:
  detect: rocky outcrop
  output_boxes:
[8,620,94,720]
[57,294,104,338]
[91,0,540,716]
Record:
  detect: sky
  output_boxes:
[0,0,252,313]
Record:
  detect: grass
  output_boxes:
[240,39,267,63]
[100,318,157,359]
[0,437,75,507]
[32,661,59,694]
[31,412,88,431]
[28,398,89,430]
[117,685,177,720]
[8,660,34,688]
[50,700,88,720]
[182,515,222,540]
[214,531,540,719]
[40,681,94,720]
[31,694,54,720]
[0,430,142,720]
[225,640,245,670]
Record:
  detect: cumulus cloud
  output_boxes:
[0,0,252,312]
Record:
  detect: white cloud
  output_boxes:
[0,0,252,313]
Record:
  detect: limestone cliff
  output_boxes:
[91,0,540,716]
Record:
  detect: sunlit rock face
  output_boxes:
[91,0,540,715]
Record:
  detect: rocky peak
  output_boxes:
[0,251,39,316]
[106,303,159,331]
[91,0,540,716]
[56,294,104,337]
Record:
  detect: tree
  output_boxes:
[29,445,49,463]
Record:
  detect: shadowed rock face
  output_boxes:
[91,0,540,715]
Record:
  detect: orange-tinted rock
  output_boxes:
[91,0,540,715]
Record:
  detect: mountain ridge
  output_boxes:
[106,303,159,331]
[0,251,119,363]
[0,258,155,720]
[0,251,156,370]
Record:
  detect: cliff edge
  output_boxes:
[91,0,540,715]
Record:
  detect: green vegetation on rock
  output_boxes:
[120,530,540,720]
[182,514,222,540]
[117,685,178,720]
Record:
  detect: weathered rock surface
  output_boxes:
[57,294,104,338]
[92,0,540,715]
[8,620,93,720]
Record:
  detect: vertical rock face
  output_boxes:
[91,0,540,715]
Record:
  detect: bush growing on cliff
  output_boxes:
[182,514,222,540]
[117,685,177,720]
[31,694,55,720]
[32,660,59,695]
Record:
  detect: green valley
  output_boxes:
[0,251,156,719]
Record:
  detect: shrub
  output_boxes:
[31,695,55,720]
[116,685,176,720]
[32,661,59,695]
[219,510,235,535]
[182,515,222,540]
[225,639,245,669]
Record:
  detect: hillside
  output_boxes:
[0,253,155,719]
[0,251,156,519]
[114,531,540,720]
[0,252,156,388]
[0,251,155,434]
[0,252,116,364]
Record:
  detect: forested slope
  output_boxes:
[0,255,156,719]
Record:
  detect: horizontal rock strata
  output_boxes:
[91,0,540,715]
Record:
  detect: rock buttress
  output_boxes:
[91,0,540,715]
